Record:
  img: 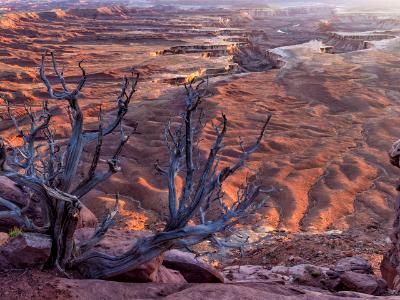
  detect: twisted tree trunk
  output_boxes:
[0,51,138,272]
[0,54,272,280]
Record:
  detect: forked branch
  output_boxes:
[70,80,273,279]
[0,51,137,271]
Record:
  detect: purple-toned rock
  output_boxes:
[224,265,270,282]
[109,255,165,283]
[154,266,187,284]
[226,260,387,296]
[339,271,387,296]
[163,249,224,283]
[334,256,373,274]
[271,264,333,289]
[0,176,25,206]
[0,232,51,269]
[0,232,9,246]
[381,147,400,290]
[74,228,152,255]
[77,204,98,229]
[381,251,398,290]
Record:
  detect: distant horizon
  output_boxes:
[142,0,400,12]
[2,0,400,14]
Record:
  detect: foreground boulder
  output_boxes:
[0,232,9,246]
[163,249,224,283]
[381,251,400,291]
[329,257,387,295]
[0,176,42,229]
[109,255,186,283]
[225,256,387,296]
[108,255,164,282]
[337,271,387,296]
[0,232,51,269]
[381,142,400,291]
[4,269,400,300]
[381,194,400,291]
[326,256,387,295]
[76,204,98,229]
[272,264,333,289]
[74,228,186,283]
[154,266,187,284]
[224,265,287,282]
[0,176,97,230]
[334,256,373,274]
[0,176,25,206]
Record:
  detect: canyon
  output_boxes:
[1,1,400,298]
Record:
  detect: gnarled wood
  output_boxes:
[71,79,273,279]
[0,51,137,271]
[0,53,270,280]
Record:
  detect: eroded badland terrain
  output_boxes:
[2,0,400,299]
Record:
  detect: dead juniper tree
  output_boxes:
[69,80,273,279]
[0,52,272,279]
[0,51,138,272]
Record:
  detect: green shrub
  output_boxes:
[9,227,23,238]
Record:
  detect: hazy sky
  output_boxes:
[164,0,400,10]
[333,0,400,7]
[271,0,399,5]
[4,0,400,12]
[328,0,397,8]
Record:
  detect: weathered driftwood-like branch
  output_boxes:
[39,51,87,191]
[0,195,47,233]
[0,51,270,280]
[40,51,87,101]
[0,51,137,271]
[83,72,139,144]
[70,80,273,279]
[72,125,132,199]
[1,96,51,177]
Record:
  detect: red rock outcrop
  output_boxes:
[2,269,396,300]
[381,193,400,290]
[0,233,51,270]
[163,249,224,283]
[76,204,98,229]
[380,141,400,290]
[226,256,386,296]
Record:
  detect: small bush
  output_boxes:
[9,227,23,238]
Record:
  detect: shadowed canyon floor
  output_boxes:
[2,3,400,298]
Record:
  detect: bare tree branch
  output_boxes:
[0,51,135,271]
[0,196,48,233]
[70,80,273,280]
[83,71,139,143]
[78,195,119,254]
[72,124,132,199]
[0,52,271,281]
[40,51,86,101]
